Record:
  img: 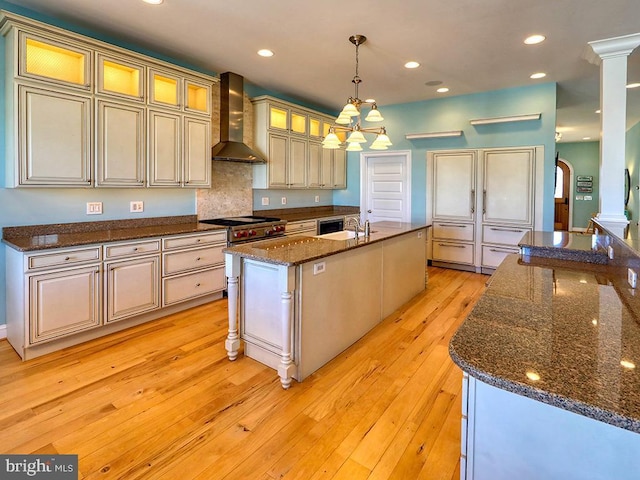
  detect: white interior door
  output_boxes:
[360,151,411,223]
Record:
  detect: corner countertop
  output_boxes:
[223,221,428,266]
[450,254,640,434]
[519,230,611,264]
[2,215,226,252]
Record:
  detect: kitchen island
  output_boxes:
[224,221,428,388]
[450,236,640,479]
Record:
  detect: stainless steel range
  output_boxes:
[199,216,286,245]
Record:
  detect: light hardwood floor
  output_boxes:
[0,267,487,479]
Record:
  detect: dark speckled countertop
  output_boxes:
[223,221,427,266]
[2,215,225,252]
[519,230,611,264]
[450,254,640,433]
[254,206,360,222]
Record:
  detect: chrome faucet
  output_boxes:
[347,216,370,238]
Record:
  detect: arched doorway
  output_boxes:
[554,158,572,231]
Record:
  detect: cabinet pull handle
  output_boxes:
[64,256,71,261]
[438,223,467,228]
[490,227,525,233]
[470,189,475,214]
[483,190,487,214]
[438,243,466,248]
[133,247,138,251]
[196,257,201,261]
[489,248,516,253]
[195,283,201,287]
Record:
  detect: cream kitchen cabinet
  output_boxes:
[252,95,345,189]
[284,219,318,236]
[104,239,161,323]
[161,231,226,306]
[0,11,215,189]
[96,98,146,186]
[429,146,543,273]
[6,245,102,359]
[5,229,226,360]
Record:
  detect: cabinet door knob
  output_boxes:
[64,256,71,261]
[195,283,201,287]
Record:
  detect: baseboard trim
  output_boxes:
[0,324,6,340]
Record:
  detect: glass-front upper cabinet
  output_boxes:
[19,32,91,90]
[149,68,181,109]
[268,104,307,135]
[97,53,144,101]
[184,79,211,115]
[309,117,322,138]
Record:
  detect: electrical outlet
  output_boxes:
[315,195,320,203]
[313,262,326,275]
[86,202,102,215]
[261,197,269,206]
[608,245,615,260]
[130,201,144,213]
[281,197,287,205]
[584,195,593,201]
[628,268,638,288]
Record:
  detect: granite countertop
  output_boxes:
[519,230,611,264]
[450,254,640,433]
[254,206,360,223]
[223,221,427,266]
[2,215,226,252]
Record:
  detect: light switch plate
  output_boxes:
[281,197,287,205]
[628,268,638,288]
[261,197,269,206]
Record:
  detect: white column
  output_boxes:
[277,266,296,389]
[587,34,640,238]
[225,253,241,360]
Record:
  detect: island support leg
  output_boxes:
[277,290,295,389]
[225,253,241,361]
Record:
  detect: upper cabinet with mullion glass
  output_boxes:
[184,78,211,116]
[96,53,145,102]
[149,68,181,110]
[17,31,91,91]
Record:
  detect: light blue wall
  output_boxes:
[556,142,600,229]
[253,189,333,211]
[0,2,216,327]
[332,83,558,226]
[626,120,640,224]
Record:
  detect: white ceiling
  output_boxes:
[7,0,640,143]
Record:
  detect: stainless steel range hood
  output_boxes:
[211,72,266,163]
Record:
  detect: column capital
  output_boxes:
[586,33,640,64]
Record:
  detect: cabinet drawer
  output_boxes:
[285,220,317,234]
[27,246,101,271]
[104,239,161,259]
[482,225,530,246]
[162,231,226,250]
[162,266,225,306]
[432,241,474,265]
[482,245,520,269]
[432,222,474,242]
[163,245,224,275]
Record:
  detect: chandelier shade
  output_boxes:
[322,34,390,151]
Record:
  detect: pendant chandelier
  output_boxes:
[322,35,392,151]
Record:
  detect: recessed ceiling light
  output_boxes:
[524,34,546,45]
[530,72,546,79]
[365,98,376,103]
[595,109,601,114]
[404,61,420,69]
[257,49,274,57]
[142,0,163,4]
[627,82,640,89]
[436,87,449,93]
[583,136,592,140]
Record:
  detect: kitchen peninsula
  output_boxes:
[224,221,428,389]
[450,230,640,479]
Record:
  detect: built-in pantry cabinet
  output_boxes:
[429,146,544,273]
[0,11,215,188]
[5,230,226,360]
[251,96,347,189]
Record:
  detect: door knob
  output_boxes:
[367,209,372,213]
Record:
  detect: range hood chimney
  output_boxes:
[211,72,266,163]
